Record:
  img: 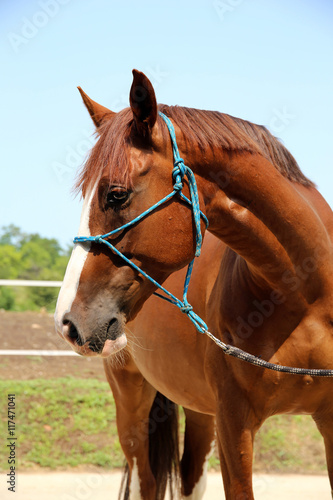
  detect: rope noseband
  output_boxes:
[74,111,333,377]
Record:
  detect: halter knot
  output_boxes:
[174,158,185,169]
[172,160,186,191]
[180,304,193,314]
[94,235,104,244]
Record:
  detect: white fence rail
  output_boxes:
[0,350,77,356]
[0,279,63,287]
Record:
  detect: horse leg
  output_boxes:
[313,412,333,497]
[215,391,259,500]
[180,409,215,499]
[104,357,157,500]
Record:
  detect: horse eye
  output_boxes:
[106,188,129,207]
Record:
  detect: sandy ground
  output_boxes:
[0,471,331,500]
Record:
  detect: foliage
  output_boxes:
[0,225,70,312]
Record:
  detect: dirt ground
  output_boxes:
[1,472,331,500]
[0,310,106,380]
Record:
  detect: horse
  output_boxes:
[55,69,333,499]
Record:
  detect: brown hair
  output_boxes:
[75,104,313,195]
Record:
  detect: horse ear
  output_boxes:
[77,87,115,128]
[130,69,157,134]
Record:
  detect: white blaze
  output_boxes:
[55,184,96,332]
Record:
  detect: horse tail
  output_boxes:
[149,392,180,499]
[118,392,180,500]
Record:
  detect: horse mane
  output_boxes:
[159,104,314,187]
[75,104,313,195]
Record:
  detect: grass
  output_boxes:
[254,414,326,473]
[0,378,327,473]
[0,378,123,470]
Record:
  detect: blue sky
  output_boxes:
[1,0,332,248]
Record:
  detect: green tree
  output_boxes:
[19,241,54,279]
[0,287,15,309]
[0,224,25,247]
[0,245,20,279]
[0,225,70,311]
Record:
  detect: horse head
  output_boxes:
[55,70,205,357]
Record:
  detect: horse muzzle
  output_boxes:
[57,314,127,358]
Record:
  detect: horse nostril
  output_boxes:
[107,318,119,339]
[107,318,117,329]
[63,319,84,346]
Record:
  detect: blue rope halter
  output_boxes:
[74,111,209,334]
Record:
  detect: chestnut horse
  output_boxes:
[55,70,333,499]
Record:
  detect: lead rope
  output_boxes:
[74,111,333,377]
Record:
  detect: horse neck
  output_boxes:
[181,143,333,303]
